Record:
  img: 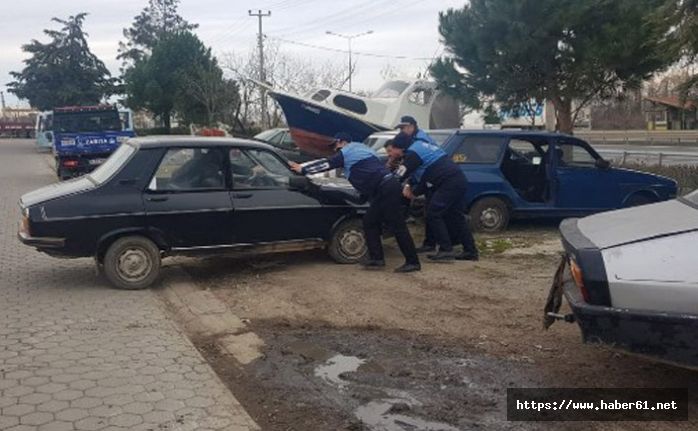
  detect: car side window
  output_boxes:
[507,139,546,165]
[556,143,597,168]
[148,148,226,191]
[229,148,292,189]
[451,136,504,164]
[278,132,297,150]
[267,132,283,145]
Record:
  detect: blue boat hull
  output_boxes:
[271,93,388,156]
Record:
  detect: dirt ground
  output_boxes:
[179,222,698,431]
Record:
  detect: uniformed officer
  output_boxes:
[392,131,479,261]
[289,132,420,273]
[396,115,438,147]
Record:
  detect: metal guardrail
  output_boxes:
[577,130,698,146]
[596,149,698,166]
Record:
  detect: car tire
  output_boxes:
[624,193,655,208]
[103,236,161,290]
[328,219,368,264]
[469,197,510,233]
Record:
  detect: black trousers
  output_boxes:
[426,176,478,255]
[363,178,419,265]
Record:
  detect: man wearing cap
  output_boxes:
[395,116,440,252]
[289,132,421,273]
[391,131,479,261]
[396,115,438,147]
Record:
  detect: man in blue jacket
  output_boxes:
[392,131,479,261]
[289,132,420,273]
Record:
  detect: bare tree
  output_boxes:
[222,41,345,135]
[183,62,239,127]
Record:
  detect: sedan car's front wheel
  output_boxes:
[103,236,161,290]
[469,197,510,233]
[328,219,368,264]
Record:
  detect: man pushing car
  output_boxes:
[391,130,479,261]
[289,132,421,273]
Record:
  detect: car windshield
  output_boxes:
[53,110,123,133]
[88,143,135,184]
[254,130,278,141]
[684,190,698,205]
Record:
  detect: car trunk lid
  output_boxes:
[577,199,698,250]
[20,176,95,208]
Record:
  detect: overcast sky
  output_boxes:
[0,0,466,107]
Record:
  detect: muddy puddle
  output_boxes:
[219,322,554,431]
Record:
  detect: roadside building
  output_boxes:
[644,95,697,130]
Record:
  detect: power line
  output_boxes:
[269,36,434,61]
[267,0,393,39]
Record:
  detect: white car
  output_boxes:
[544,190,698,367]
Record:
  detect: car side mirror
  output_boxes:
[288,175,310,191]
[595,158,611,169]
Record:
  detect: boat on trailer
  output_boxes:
[258,79,460,156]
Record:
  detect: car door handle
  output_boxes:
[146,196,169,202]
[232,193,253,199]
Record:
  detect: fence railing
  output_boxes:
[577,130,698,146]
[597,149,698,166]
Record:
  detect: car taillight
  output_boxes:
[63,159,78,168]
[569,258,590,302]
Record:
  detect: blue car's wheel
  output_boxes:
[469,197,510,233]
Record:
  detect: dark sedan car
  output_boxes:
[18,137,368,289]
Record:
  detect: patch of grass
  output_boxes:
[477,238,515,256]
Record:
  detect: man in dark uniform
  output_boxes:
[392,132,479,261]
[289,132,420,273]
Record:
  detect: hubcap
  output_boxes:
[116,247,152,282]
[480,207,502,229]
[339,229,366,258]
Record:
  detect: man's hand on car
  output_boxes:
[288,161,303,173]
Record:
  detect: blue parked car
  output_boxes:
[437,130,677,232]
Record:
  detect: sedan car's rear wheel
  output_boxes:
[103,236,161,290]
[469,197,510,233]
[328,219,368,264]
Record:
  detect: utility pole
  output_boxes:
[249,9,271,128]
[326,30,373,92]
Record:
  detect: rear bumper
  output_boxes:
[18,231,66,249]
[564,280,698,368]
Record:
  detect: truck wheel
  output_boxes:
[469,197,510,233]
[328,219,367,264]
[103,236,161,290]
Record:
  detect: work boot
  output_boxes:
[361,259,386,269]
[455,251,479,261]
[415,244,436,254]
[427,250,455,261]
[394,263,421,273]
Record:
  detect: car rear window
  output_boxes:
[450,136,504,164]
